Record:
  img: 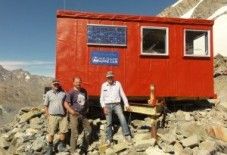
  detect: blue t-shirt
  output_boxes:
[65,88,88,115]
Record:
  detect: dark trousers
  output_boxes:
[70,114,91,152]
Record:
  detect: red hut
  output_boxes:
[56,10,215,101]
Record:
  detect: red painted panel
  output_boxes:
[56,10,214,99]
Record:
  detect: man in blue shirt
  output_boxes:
[64,77,91,154]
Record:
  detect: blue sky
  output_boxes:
[0,0,176,77]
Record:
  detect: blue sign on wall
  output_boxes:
[91,51,119,65]
[87,25,127,46]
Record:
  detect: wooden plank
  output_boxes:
[125,105,156,115]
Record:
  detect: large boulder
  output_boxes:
[31,136,46,151]
[177,122,207,139]
[134,138,156,151]
[0,137,9,149]
[180,135,199,148]
[145,146,170,155]
[206,126,227,142]
[158,127,177,145]
[19,108,43,123]
[214,54,227,77]
[199,140,218,154]
[157,140,174,153]
[174,142,184,155]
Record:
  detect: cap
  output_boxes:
[52,79,60,84]
[106,71,114,78]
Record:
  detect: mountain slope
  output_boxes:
[0,65,52,126]
[159,0,227,56]
[0,65,52,105]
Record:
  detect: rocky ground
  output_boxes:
[214,54,227,111]
[0,101,227,155]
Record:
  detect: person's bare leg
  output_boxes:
[48,135,54,143]
[151,126,157,140]
[59,133,65,141]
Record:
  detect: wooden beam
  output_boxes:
[125,104,156,115]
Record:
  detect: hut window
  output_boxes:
[141,26,168,56]
[184,30,210,57]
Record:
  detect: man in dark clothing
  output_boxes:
[64,77,91,154]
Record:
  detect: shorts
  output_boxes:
[48,115,68,135]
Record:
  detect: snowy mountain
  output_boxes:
[159,0,227,56]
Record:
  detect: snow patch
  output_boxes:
[212,14,227,56]
[208,6,227,20]
[171,0,183,7]
[25,75,31,80]
[208,6,227,56]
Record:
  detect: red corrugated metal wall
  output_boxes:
[56,10,214,99]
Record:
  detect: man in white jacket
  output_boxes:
[100,71,132,146]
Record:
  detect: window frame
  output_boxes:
[184,29,211,57]
[140,26,169,56]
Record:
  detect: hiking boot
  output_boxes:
[46,144,54,155]
[79,149,87,155]
[57,141,68,152]
[125,135,133,145]
[105,140,113,147]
